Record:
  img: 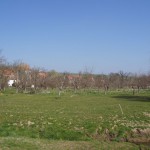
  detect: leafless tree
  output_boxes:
[80,68,95,92]
[12,61,30,93]
[55,73,66,96]
[0,53,8,90]
[95,75,104,92]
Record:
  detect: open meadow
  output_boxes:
[0,89,150,149]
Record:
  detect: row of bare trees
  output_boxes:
[0,55,150,94]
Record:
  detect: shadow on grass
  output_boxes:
[112,95,150,102]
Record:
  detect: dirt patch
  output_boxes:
[143,112,150,117]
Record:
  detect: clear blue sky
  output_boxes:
[0,0,150,74]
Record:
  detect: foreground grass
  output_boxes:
[0,137,139,150]
[0,90,150,149]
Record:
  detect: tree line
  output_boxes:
[0,55,149,95]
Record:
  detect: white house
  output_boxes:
[8,80,16,87]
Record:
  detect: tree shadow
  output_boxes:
[112,95,150,102]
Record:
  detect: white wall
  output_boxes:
[8,80,16,87]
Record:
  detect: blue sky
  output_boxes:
[0,0,150,74]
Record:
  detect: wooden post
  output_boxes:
[119,104,124,115]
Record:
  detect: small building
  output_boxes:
[8,80,16,87]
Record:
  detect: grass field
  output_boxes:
[0,89,150,149]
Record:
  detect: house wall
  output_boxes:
[8,80,16,87]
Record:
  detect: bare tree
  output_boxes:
[0,53,8,90]
[95,75,104,92]
[30,68,40,93]
[66,72,82,93]
[80,68,95,92]
[12,61,30,93]
[57,74,66,96]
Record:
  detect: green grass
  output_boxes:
[0,137,140,150]
[0,90,150,149]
